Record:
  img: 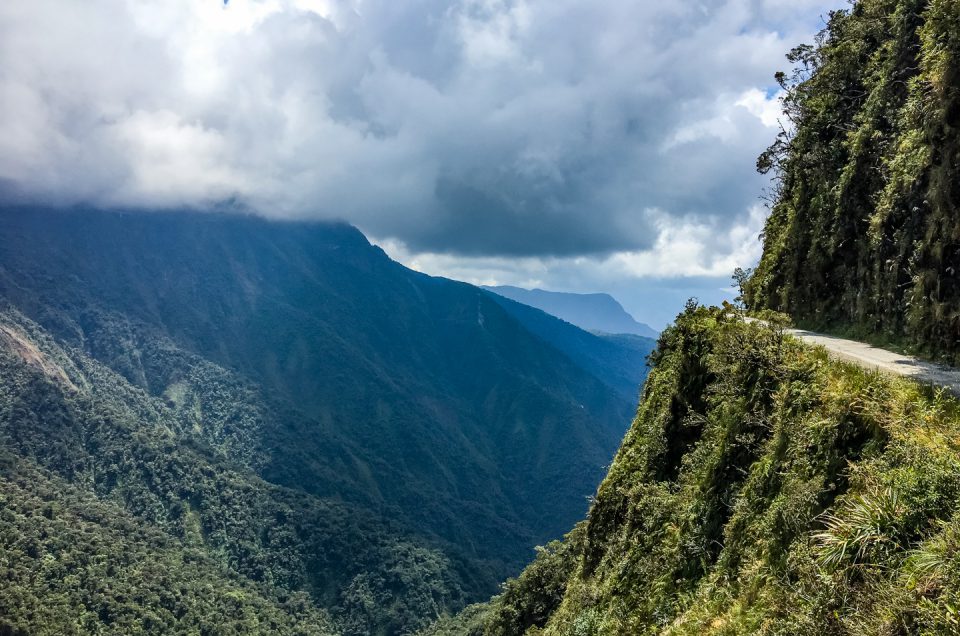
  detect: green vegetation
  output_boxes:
[429,306,960,634]
[0,308,472,635]
[0,456,337,636]
[747,0,960,364]
[0,208,653,634]
[426,2,960,630]
[0,208,650,568]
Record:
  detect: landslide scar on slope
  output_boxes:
[0,324,78,391]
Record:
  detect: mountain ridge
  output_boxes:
[484,285,659,339]
[0,205,655,635]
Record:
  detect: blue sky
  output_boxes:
[0,0,839,328]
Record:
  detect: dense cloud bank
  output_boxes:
[0,0,833,279]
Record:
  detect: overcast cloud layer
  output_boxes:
[0,0,837,323]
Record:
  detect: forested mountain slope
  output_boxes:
[0,206,652,635]
[0,456,337,636]
[428,306,960,635]
[746,0,960,363]
[0,308,459,635]
[483,292,656,402]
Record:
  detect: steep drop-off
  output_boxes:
[430,307,960,635]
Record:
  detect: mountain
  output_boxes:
[427,2,960,632]
[483,291,656,402]
[0,206,653,635]
[745,0,960,364]
[0,306,460,636]
[428,306,960,634]
[484,286,659,338]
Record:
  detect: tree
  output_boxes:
[732,267,753,309]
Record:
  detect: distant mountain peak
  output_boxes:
[484,285,659,339]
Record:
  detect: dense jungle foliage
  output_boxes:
[0,208,652,570]
[0,457,337,636]
[427,305,960,635]
[0,208,654,635]
[0,309,469,635]
[746,0,960,363]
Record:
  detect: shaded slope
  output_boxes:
[0,207,634,578]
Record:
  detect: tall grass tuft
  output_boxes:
[815,487,905,572]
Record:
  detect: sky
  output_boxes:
[0,0,839,328]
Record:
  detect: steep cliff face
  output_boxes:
[429,307,960,635]
[746,0,960,363]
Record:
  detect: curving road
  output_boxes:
[748,317,960,396]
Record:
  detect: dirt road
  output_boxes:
[785,326,960,396]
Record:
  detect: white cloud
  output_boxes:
[0,0,837,295]
[736,87,785,128]
[105,110,250,206]
[608,205,767,278]
[456,0,535,68]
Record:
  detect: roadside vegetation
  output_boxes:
[747,0,960,365]
[426,306,960,635]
